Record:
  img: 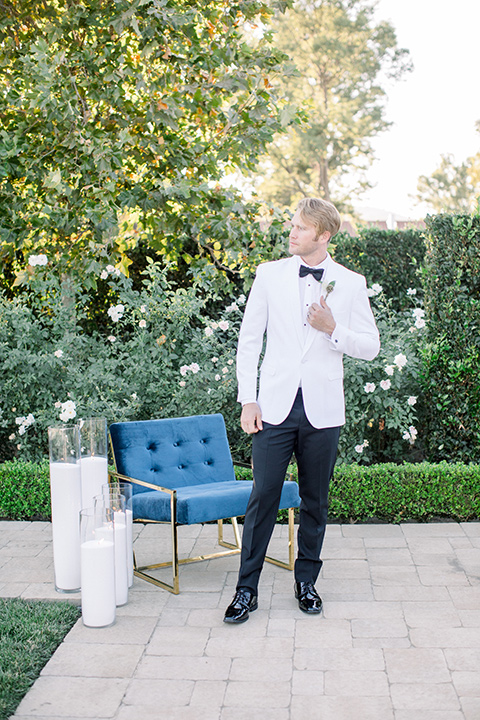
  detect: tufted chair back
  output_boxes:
[109,414,236,495]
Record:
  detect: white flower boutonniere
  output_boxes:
[325,280,336,298]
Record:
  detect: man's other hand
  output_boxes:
[241,402,263,434]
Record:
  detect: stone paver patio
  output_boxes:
[1,519,479,719]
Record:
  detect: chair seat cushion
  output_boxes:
[132,479,300,525]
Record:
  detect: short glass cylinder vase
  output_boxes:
[48,425,82,593]
[80,507,116,628]
[80,418,108,511]
[103,481,134,587]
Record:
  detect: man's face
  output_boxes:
[288,210,329,265]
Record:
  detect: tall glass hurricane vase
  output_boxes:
[80,418,108,510]
[48,425,82,593]
[80,506,116,628]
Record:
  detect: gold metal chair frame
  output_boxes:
[108,466,296,595]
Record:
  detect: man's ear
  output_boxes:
[317,230,331,243]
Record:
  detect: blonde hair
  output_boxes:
[297,197,341,239]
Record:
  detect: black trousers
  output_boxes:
[237,389,341,594]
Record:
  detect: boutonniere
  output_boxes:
[325,280,336,298]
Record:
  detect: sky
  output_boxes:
[358,0,480,219]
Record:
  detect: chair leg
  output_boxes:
[264,506,295,570]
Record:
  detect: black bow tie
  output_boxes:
[299,265,324,282]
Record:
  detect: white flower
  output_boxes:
[54,349,63,358]
[415,318,426,329]
[114,268,121,276]
[59,400,76,422]
[222,367,228,374]
[189,363,200,374]
[28,254,48,267]
[131,393,137,400]
[364,382,376,393]
[205,327,214,337]
[227,359,234,365]
[107,304,124,322]
[15,416,25,425]
[100,270,109,280]
[9,433,15,441]
[394,354,408,369]
[409,425,418,437]
[412,308,425,318]
[210,322,219,330]
[385,365,395,376]
[407,288,417,296]
[237,294,246,305]
[139,319,147,328]
[407,396,417,406]
[218,320,229,331]
[140,305,147,313]
[180,365,189,376]
[25,414,34,426]
[106,264,115,273]
[380,379,391,390]
[54,401,62,408]
[367,283,383,297]
[179,381,186,387]
[108,335,116,342]
[409,326,416,333]
[226,302,238,313]
[354,444,364,453]
[211,357,218,363]
[215,374,221,381]
[18,425,26,435]
[402,431,411,441]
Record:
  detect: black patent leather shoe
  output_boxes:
[294,581,323,614]
[223,588,258,624]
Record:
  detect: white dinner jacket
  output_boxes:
[236,253,380,429]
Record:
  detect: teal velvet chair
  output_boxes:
[109,413,300,593]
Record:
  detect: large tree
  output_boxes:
[0,0,298,288]
[253,0,412,210]
[415,152,480,214]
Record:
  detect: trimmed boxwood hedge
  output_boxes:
[1,459,479,524]
[235,462,480,524]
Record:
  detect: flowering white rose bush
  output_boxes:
[339,291,425,464]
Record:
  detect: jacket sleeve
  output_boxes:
[327,276,380,360]
[236,265,269,404]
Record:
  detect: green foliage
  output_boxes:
[254,0,412,207]
[415,152,480,214]
[0,460,50,520]
[420,214,480,462]
[0,0,298,286]
[236,462,480,523]
[332,227,426,311]
[0,598,80,720]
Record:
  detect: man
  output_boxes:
[224,197,380,624]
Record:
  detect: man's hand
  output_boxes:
[307,296,336,336]
[241,402,263,434]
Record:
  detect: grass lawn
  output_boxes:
[0,598,80,720]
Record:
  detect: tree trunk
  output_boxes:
[318,157,331,202]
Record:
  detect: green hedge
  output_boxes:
[236,462,480,523]
[1,459,479,523]
[332,227,426,311]
[0,460,50,521]
[421,214,480,462]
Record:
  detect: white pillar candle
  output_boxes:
[80,456,108,510]
[80,538,115,627]
[113,511,128,606]
[96,518,128,606]
[49,462,82,592]
[126,508,133,587]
